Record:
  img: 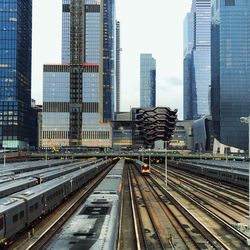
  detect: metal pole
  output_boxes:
[165,141,167,188]
[3,148,6,167]
[142,148,144,162]
[149,149,151,168]
[45,145,47,163]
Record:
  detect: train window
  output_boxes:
[30,205,34,213]
[35,203,38,210]
[19,211,24,219]
[0,216,3,230]
[13,214,18,223]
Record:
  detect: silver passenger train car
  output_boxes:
[0,159,113,247]
[169,160,248,188]
[49,158,125,250]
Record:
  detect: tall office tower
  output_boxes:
[211,0,250,150]
[140,54,156,108]
[0,0,37,149]
[183,0,211,120]
[42,0,116,148]
[116,20,121,112]
[183,12,194,120]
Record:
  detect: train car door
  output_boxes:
[0,214,5,240]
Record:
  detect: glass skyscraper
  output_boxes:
[183,0,211,120]
[140,54,156,108]
[42,0,116,147]
[0,0,37,148]
[211,0,250,150]
[116,20,121,112]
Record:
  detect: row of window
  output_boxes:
[42,130,110,140]
[12,210,24,224]
[82,130,110,140]
[42,131,69,139]
[47,189,63,202]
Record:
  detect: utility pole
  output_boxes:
[3,147,6,167]
[165,141,167,188]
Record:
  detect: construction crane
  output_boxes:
[49,139,59,153]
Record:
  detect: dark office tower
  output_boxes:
[116,20,121,112]
[211,0,250,150]
[140,54,156,108]
[183,0,211,120]
[0,0,36,149]
[42,0,116,148]
[103,0,115,121]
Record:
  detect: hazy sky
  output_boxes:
[32,0,191,119]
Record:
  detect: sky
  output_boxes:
[32,0,191,119]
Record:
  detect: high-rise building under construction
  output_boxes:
[42,0,117,148]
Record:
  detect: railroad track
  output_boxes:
[150,169,250,249]
[154,164,248,212]
[143,175,214,250]
[118,163,138,250]
[9,163,116,250]
[129,166,166,249]
[156,163,248,199]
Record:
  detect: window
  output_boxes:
[19,211,24,219]
[29,205,34,213]
[0,216,3,230]
[13,214,18,223]
[225,0,235,6]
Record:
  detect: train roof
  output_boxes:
[0,159,74,174]
[8,163,105,201]
[0,178,36,192]
[185,159,249,170]
[48,198,118,250]
[107,168,123,176]
[182,160,248,176]
[10,177,69,200]
[0,197,24,213]
[0,171,15,177]
[94,176,122,195]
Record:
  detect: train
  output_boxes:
[168,160,248,188]
[135,160,150,175]
[0,158,114,247]
[0,159,105,199]
[48,158,125,250]
[0,159,73,174]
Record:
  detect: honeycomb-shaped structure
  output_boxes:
[134,107,177,148]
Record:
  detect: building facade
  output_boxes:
[169,120,194,150]
[140,54,156,108]
[112,112,132,150]
[116,20,121,112]
[211,0,250,150]
[42,0,116,148]
[183,0,211,120]
[0,0,37,149]
[192,116,214,152]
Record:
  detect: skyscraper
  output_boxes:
[211,0,250,150]
[116,20,121,112]
[140,54,156,108]
[183,12,194,120]
[0,0,37,148]
[183,0,211,120]
[42,0,116,148]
